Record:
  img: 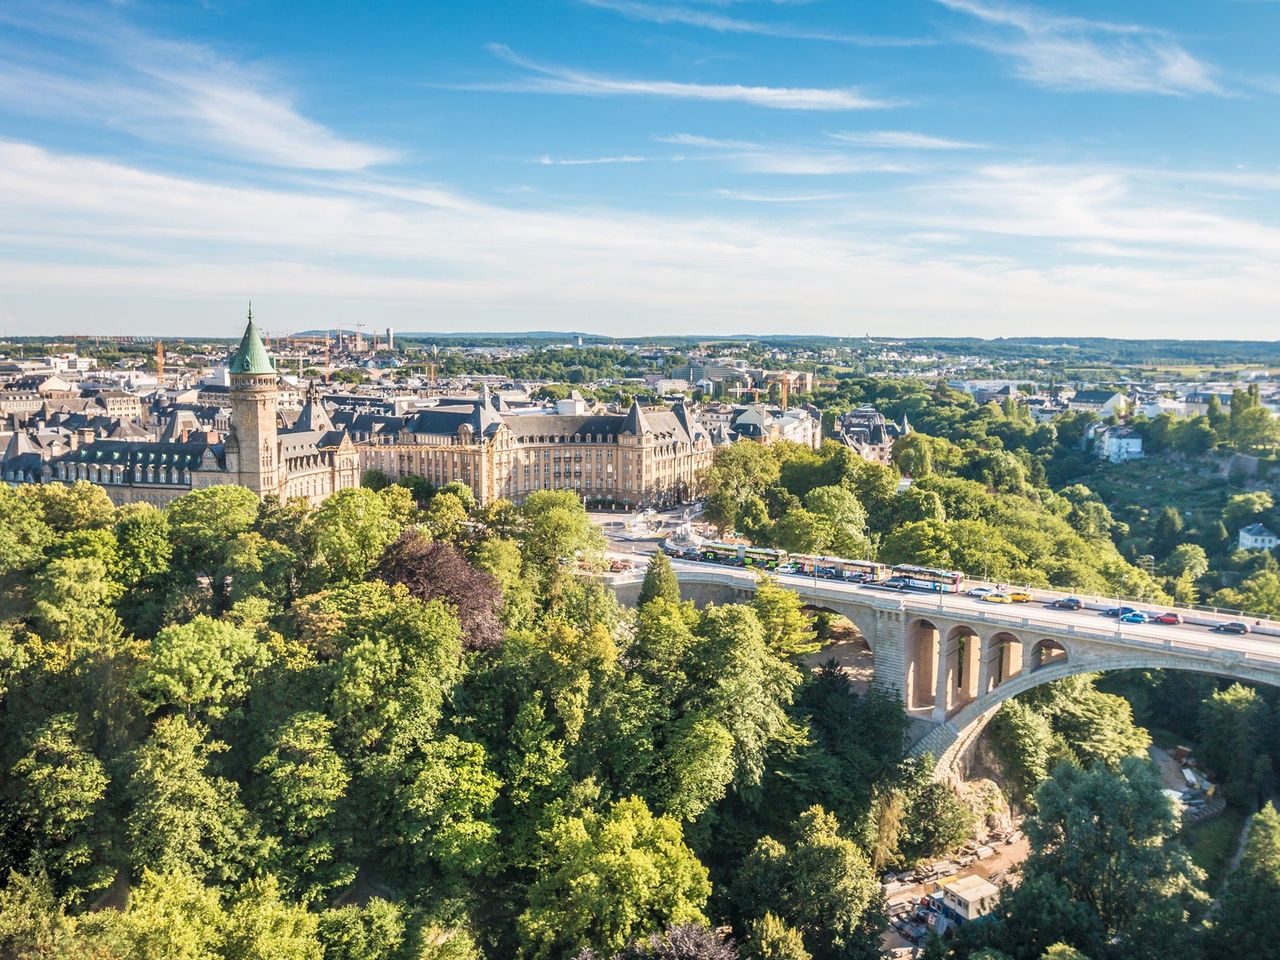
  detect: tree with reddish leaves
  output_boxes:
[375,531,504,651]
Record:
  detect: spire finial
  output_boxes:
[248,300,253,323]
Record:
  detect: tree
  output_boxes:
[28,556,122,645]
[95,867,226,960]
[802,486,870,557]
[1213,569,1280,618]
[223,874,322,960]
[742,914,810,960]
[312,488,404,583]
[1042,946,1090,960]
[396,735,501,878]
[1198,683,1269,807]
[316,900,406,960]
[133,616,264,721]
[125,715,253,884]
[751,577,819,659]
[689,606,800,790]
[1149,507,1185,559]
[639,551,682,609]
[1208,803,1280,959]
[423,491,470,545]
[1161,543,1208,581]
[2,714,113,904]
[992,758,1206,960]
[520,490,605,585]
[377,532,505,651]
[1223,491,1274,532]
[735,806,882,960]
[254,712,353,903]
[609,924,738,960]
[168,485,262,573]
[20,482,116,533]
[770,509,826,555]
[113,503,173,588]
[518,796,711,960]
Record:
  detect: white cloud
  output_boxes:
[654,133,762,149]
[4,140,1279,339]
[0,4,396,169]
[480,45,898,110]
[533,154,650,165]
[829,130,984,150]
[578,0,932,46]
[933,0,1223,95]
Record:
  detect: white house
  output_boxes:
[1239,523,1279,551]
[1096,425,1144,463]
[1138,397,1187,419]
[1068,390,1127,417]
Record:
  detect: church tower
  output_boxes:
[227,309,279,497]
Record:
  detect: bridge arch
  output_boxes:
[906,618,941,714]
[799,604,876,694]
[983,630,1024,694]
[941,624,982,717]
[918,651,1280,780]
[1030,637,1068,672]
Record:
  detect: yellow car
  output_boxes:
[981,592,1013,604]
[1008,591,1033,603]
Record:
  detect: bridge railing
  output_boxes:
[651,561,1280,666]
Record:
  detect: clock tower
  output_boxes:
[226,307,279,498]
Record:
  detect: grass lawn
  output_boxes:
[1183,809,1247,893]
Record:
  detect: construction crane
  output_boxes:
[155,341,165,389]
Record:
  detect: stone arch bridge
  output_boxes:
[607,561,1280,776]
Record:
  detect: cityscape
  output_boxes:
[2,3,1280,960]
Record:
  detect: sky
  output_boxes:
[1,0,1279,340]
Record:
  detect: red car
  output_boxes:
[1152,612,1182,625]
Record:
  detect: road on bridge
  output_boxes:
[604,532,1280,667]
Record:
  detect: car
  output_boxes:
[1152,612,1182,625]
[1051,597,1084,610]
[1212,621,1251,635]
[967,586,994,598]
[1104,606,1140,618]
[982,592,1013,604]
[1007,591,1033,603]
[884,577,910,590]
[1119,611,1149,624]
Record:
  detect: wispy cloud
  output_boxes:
[713,188,855,203]
[654,133,762,149]
[933,0,1223,95]
[533,154,650,165]
[579,0,933,46]
[480,44,898,110]
[0,4,396,169]
[829,130,984,150]
[5,139,1280,339]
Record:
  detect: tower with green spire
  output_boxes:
[226,304,279,497]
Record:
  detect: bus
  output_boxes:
[743,546,786,570]
[890,564,964,593]
[790,555,888,583]
[700,542,745,565]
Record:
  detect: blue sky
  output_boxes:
[1,0,1279,339]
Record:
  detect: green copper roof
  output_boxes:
[230,318,274,375]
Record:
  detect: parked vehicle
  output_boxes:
[1212,621,1251,634]
[1119,611,1149,624]
[1152,612,1182,625]
[967,586,994,598]
[982,592,1013,604]
[1051,597,1083,610]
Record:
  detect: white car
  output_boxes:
[967,586,994,598]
